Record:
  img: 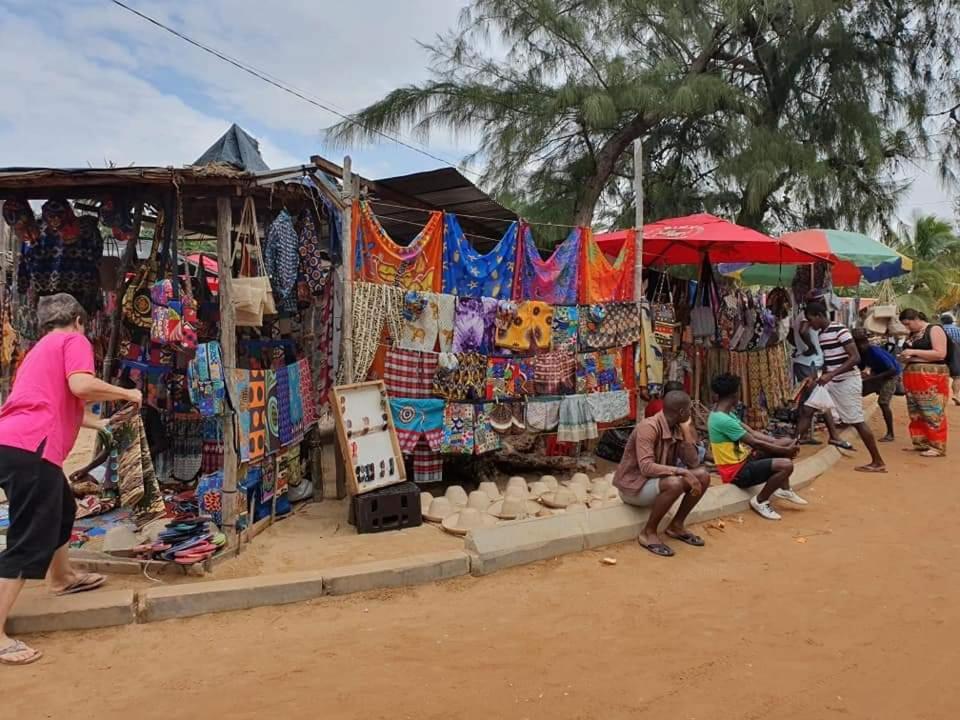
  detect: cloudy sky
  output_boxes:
[0,0,953,226]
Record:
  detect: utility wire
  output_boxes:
[108,0,483,178]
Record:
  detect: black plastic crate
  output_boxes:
[348,481,423,534]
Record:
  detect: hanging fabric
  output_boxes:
[579,228,635,303]
[264,209,300,313]
[442,214,518,299]
[690,256,718,340]
[513,225,581,304]
[353,201,443,291]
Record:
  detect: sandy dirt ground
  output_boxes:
[7,399,960,718]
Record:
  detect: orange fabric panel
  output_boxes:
[354,201,443,292]
[579,228,636,303]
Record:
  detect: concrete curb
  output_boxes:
[10,404,874,632]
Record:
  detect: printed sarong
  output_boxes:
[353,201,442,291]
[514,225,581,304]
[442,214,518,299]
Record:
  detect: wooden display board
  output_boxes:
[331,381,406,495]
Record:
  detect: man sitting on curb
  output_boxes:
[852,328,899,442]
[613,390,711,558]
[708,374,807,521]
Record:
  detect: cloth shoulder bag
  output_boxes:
[123,214,162,330]
[232,197,276,327]
[690,259,717,340]
[651,271,679,350]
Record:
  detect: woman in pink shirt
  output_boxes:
[0,294,141,666]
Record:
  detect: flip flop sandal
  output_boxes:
[666,531,705,547]
[0,640,43,666]
[829,440,854,450]
[854,465,887,473]
[638,540,674,557]
[174,550,214,565]
[55,573,106,596]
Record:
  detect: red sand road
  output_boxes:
[7,399,960,719]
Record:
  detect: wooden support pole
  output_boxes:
[341,156,355,383]
[633,138,644,301]
[216,196,240,547]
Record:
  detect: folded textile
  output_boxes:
[526,397,562,431]
[534,351,577,395]
[551,306,580,353]
[578,302,642,350]
[494,300,553,351]
[453,297,498,353]
[576,351,625,394]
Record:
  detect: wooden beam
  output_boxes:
[216,196,240,548]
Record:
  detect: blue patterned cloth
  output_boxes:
[265,210,300,313]
[442,214,518,299]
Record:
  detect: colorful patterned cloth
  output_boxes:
[389,398,445,453]
[200,417,224,476]
[473,404,502,454]
[442,214,518,299]
[354,201,443,291]
[586,390,631,423]
[557,395,598,442]
[197,471,224,526]
[551,306,580,353]
[385,348,439,398]
[398,291,444,352]
[287,361,305,439]
[904,363,950,455]
[487,402,526,434]
[486,357,522,400]
[494,300,553,351]
[441,403,475,455]
[578,302,642,350]
[534,351,577,395]
[103,417,165,522]
[433,352,487,401]
[275,365,294,446]
[413,440,443,484]
[576,351,625,394]
[298,358,318,428]
[638,301,664,395]
[227,369,252,463]
[580,229,635,303]
[264,210,300,313]
[453,296,497,353]
[296,208,330,295]
[248,369,267,461]
[514,225,581,303]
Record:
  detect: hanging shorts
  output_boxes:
[0,444,75,579]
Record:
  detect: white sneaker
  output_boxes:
[750,496,782,520]
[773,488,809,506]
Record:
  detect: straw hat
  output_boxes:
[420,492,433,516]
[588,497,622,510]
[444,485,468,508]
[488,492,540,520]
[590,480,618,502]
[569,472,590,488]
[540,475,559,491]
[539,486,578,509]
[478,481,502,501]
[467,490,492,512]
[603,472,615,484]
[441,507,497,536]
[423,496,456,523]
[527,480,549,499]
[564,502,588,514]
[568,484,588,503]
[506,476,528,494]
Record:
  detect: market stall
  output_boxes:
[0,143,345,563]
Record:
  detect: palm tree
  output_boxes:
[893,214,960,312]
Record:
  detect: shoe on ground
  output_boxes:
[773,488,809,506]
[750,495,782,520]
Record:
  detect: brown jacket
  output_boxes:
[613,411,698,493]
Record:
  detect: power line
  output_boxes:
[108,0,483,178]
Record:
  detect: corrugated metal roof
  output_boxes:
[369,167,517,248]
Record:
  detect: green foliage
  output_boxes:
[892,214,960,311]
[328,0,959,236]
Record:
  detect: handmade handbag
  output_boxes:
[150,225,184,347]
[690,258,717,340]
[192,254,220,340]
[123,214,162,330]
[232,197,276,327]
[651,271,679,350]
[187,341,227,416]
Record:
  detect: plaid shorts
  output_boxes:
[384,348,438,399]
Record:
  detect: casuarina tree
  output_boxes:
[329,0,959,235]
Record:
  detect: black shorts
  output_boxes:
[0,445,75,580]
[732,458,777,489]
